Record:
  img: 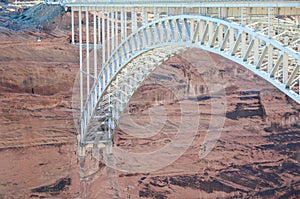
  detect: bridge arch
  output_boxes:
[80,14,300,146]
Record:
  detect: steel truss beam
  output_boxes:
[77,14,299,149]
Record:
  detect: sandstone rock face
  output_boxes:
[0,8,81,198]
[0,5,300,199]
[87,49,300,199]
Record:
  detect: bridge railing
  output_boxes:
[63,0,299,4]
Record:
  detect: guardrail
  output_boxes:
[63,0,300,3]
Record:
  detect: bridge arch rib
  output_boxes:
[80,14,300,146]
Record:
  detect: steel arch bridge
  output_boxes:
[61,1,300,159]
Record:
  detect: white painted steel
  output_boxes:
[102,7,105,64]
[86,7,90,97]
[62,0,300,9]
[93,8,97,82]
[78,6,84,139]
[71,6,75,44]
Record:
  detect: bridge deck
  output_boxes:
[63,0,300,7]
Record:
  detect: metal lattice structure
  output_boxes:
[62,1,300,156]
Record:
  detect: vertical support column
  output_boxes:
[226,8,229,18]
[208,21,214,44]
[115,10,119,48]
[249,7,253,25]
[142,7,148,26]
[268,44,273,72]
[241,32,246,56]
[131,7,134,32]
[229,27,234,52]
[102,7,106,64]
[131,7,137,33]
[267,8,274,72]
[241,8,247,54]
[124,8,127,38]
[219,7,227,19]
[115,76,120,120]
[268,7,274,38]
[253,37,259,66]
[78,6,85,150]
[98,9,101,44]
[111,8,115,53]
[108,87,112,144]
[153,7,159,20]
[121,7,124,41]
[204,7,208,16]
[283,52,288,83]
[241,7,247,26]
[79,6,83,114]
[199,20,204,41]
[71,6,75,44]
[190,19,195,40]
[219,24,224,47]
[86,7,90,95]
[107,9,110,59]
[93,7,97,81]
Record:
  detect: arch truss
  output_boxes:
[78,15,300,150]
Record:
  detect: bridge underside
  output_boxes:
[85,46,187,144]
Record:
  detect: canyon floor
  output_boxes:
[0,4,300,199]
